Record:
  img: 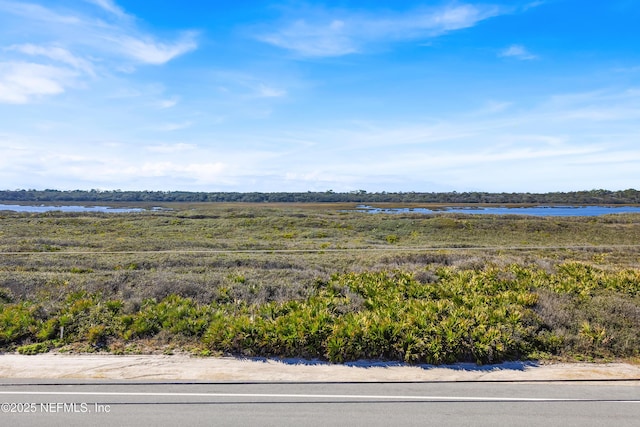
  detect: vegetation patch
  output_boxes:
[1,263,639,364]
[0,205,639,364]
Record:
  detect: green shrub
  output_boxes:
[0,303,38,345]
[17,342,51,355]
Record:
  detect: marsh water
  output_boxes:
[0,204,147,213]
[2,203,640,216]
[355,205,640,217]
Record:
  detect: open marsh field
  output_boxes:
[1,203,639,364]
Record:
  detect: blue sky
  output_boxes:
[1,0,639,192]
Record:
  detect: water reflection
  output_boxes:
[354,205,640,217]
[0,204,154,213]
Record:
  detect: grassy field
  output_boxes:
[1,203,639,363]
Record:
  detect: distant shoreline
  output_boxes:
[1,188,640,205]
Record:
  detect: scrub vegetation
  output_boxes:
[1,203,639,364]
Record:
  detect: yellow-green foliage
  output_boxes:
[0,302,38,344]
[200,268,545,364]
[322,269,541,364]
[125,295,210,340]
[1,262,639,362]
[17,342,51,355]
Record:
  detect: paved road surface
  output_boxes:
[1,380,638,426]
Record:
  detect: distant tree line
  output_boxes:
[1,188,639,204]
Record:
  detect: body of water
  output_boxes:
[0,204,149,213]
[355,205,640,217]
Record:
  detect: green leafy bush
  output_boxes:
[17,342,51,355]
[0,303,38,345]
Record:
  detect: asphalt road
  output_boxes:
[1,379,638,426]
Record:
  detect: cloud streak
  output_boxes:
[258,3,505,57]
[85,0,128,19]
[7,43,95,75]
[0,0,81,25]
[105,33,197,65]
[499,44,538,60]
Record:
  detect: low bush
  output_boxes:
[17,341,51,355]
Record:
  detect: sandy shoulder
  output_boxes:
[1,353,639,382]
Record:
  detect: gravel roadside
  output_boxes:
[1,354,639,382]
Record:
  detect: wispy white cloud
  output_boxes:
[0,61,77,103]
[0,0,197,104]
[524,1,547,10]
[499,44,538,60]
[210,70,288,99]
[7,43,95,75]
[541,88,640,122]
[257,3,505,57]
[156,97,179,109]
[104,32,198,65]
[85,0,128,19]
[471,100,513,115]
[255,83,287,98]
[0,0,81,25]
[259,19,357,57]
